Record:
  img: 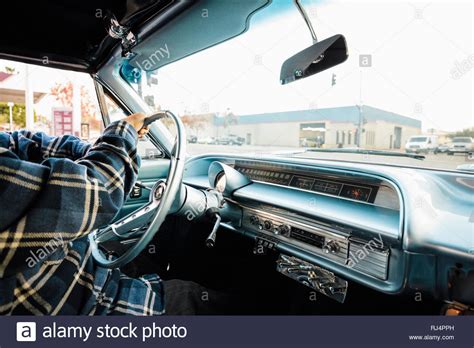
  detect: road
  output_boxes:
[187,144,472,171]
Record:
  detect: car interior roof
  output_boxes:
[0,0,175,72]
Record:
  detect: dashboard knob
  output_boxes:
[278,224,291,236]
[263,220,273,230]
[249,215,259,225]
[323,240,340,254]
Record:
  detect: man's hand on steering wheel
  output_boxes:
[124,113,150,138]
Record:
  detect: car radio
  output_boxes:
[243,208,349,265]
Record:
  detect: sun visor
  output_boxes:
[128,0,270,72]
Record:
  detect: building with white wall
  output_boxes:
[207,105,422,150]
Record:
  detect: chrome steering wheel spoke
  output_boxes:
[93,181,166,243]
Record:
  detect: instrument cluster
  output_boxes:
[234,164,377,203]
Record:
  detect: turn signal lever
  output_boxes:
[205,207,221,248]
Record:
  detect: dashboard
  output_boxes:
[234,163,377,203]
[182,154,474,306]
[233,161,400,210]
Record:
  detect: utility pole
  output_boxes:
[7,102,14,131]
[24,64,34,129]
[357,69,363,147]
[72,81,81,137]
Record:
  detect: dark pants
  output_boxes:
[163,279,238,315]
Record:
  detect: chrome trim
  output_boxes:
[294,0,318,43]
[277,254,348,303]
[348,242,389,280]
[238,204,390,280]
[93,79,111,126]
[242,206,349,265]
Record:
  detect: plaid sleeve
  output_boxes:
[2,130,91,163]
[0,120,140,278]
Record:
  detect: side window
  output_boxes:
[0,59,103,143]
[103,95,162,160]
[104,95,127,120]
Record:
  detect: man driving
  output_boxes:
[0,113,167,315]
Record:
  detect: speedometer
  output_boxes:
[215,172,226,193]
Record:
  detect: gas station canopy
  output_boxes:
[0,87,46,104]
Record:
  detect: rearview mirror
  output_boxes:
[280,34,348,85]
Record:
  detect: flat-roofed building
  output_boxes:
[207,105,422,150]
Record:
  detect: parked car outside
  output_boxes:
[434,143,449,154]
[405,135,438,154]
[217,134,245,145]
[197,136,218,145]
[448,137,473,155]
[187,134,197,143]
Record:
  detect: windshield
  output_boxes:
[124,0,473,171]
[409,137,428,143]
[453,137,472,143]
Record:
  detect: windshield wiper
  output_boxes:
[303,148,426,160]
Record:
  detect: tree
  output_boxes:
[80,85,101,131]
[181,114,212,135]
[50,81,73,107]
[448,127,474,138]
[0,102,26,128]
[4,66,16,74]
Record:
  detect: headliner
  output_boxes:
[0,0,176,73]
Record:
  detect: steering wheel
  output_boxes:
[89,110,186,269]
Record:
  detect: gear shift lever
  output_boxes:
[205,207,221,248]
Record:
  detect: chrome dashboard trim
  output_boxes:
[239,204,389,280]
[348,241,390,280]
[241,204,350,240]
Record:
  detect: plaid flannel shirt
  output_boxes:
[0,120,164,315]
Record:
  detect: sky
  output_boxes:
[150,0,473,132]
[1,0,472,133]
